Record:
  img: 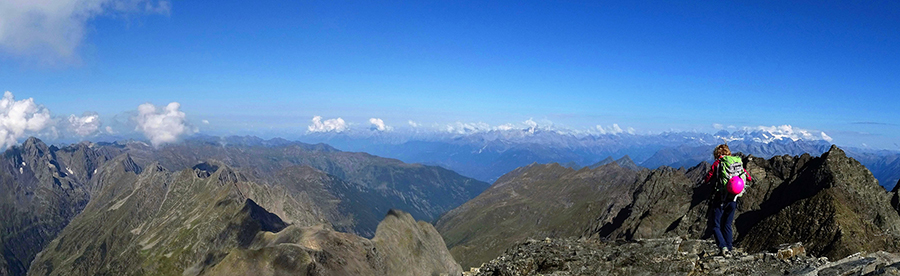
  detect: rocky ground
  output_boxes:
[467,237,900,276]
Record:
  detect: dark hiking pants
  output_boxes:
[712,200,736,250]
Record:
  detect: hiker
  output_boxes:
[705,144,751,257]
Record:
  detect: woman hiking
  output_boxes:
[705,144,751,257]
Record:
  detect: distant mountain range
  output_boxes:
[297,128,900,190]
[3,134,899,275]
[0,137,483,276]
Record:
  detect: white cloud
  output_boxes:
[445,122,491,134]
[596,124,626,135]
[495,123,515,131]
[202,119,209,124]
[105,126,116,134]
[134,102,190,147]
[524,119,538,134]
[66,112,100,136]
[0,0,171,64]
[368,118,392,132]
[0,91,52,148]
[408,120,419,128]
[308,116,348,133]
[713,123,724,130]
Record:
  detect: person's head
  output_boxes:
[714,144,731,159]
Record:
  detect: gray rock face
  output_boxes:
[203,210,462,276]
[0,138,120,276]
[440,145,900,268]
[373,210,462,276]
[471,237,900,276]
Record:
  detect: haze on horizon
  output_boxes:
[0,1,897,149]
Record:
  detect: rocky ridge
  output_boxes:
[203,210,461,276]
[0,138,123,276]
[438,145,900,269]
[119,138,490,237]
[469,237,900,276]
[0,137,483,275]
[28,153,461,276]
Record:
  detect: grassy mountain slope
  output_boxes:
[28,155,462,275]
[118,139,490,236]
[435,162,644,268]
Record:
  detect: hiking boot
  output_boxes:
[720,247,732,258]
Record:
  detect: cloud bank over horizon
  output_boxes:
[0,91,862,149]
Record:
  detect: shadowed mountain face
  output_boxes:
[437,145,900,269]
[0,138,123,276]
[0,137,484,275]
[28,155,328,276]
[27,154,460,276]
[118,139,490,237]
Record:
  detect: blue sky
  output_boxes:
[0,1,898,149]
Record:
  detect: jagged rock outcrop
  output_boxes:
[373,210,462,276]
[470,237,900,276]
[0,138,118,276]
[596,145,900,260]
[202,210,462,276]
[736,146,900,259]
[439,145,900,269]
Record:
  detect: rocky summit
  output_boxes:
[202,210,461,276]
[439,144,900,269]
[469,237,900,276]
